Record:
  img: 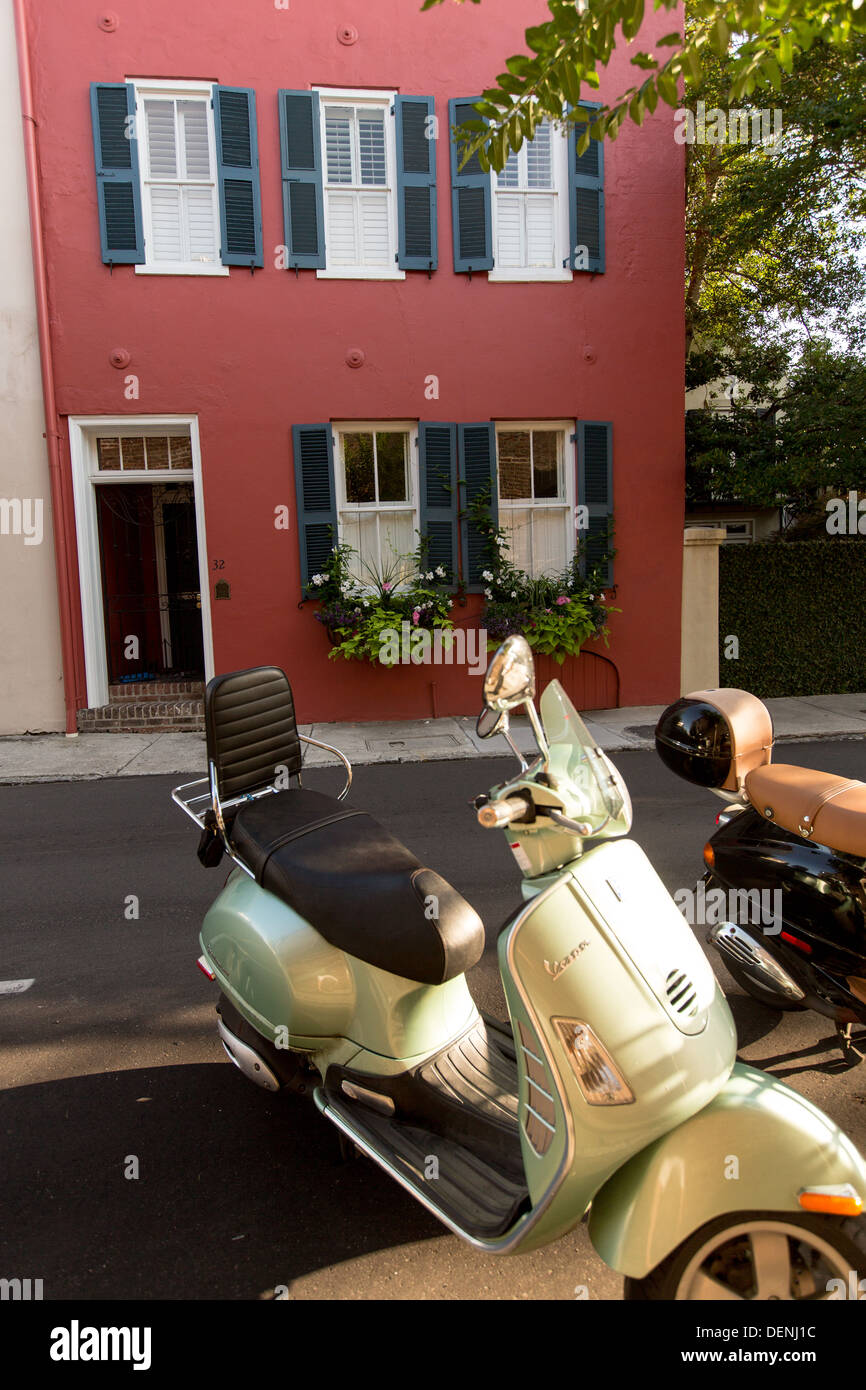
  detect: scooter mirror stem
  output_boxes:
[523,699,550,763]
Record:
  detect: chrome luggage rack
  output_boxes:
[171,734,353,880]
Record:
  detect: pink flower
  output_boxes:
[382,582,392,593]
[556,595,569,606]
[412,608,420,625]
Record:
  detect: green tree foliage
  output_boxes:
[423,0,866,165]
[686,32,866,354]
[687,342,866,515]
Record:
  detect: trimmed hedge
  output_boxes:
[718,539,866,697]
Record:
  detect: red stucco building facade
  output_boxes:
[19,0,685,728]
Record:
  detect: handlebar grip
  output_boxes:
[477,796,528,829]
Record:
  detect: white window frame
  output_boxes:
[719,518,755,544]
[333,421,419,587]
[315,87,405,282]
[68,414,214,709]
[495,421,576,576]
[129,78,228,277]
[489,120,573,284]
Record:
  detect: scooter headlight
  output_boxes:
[552,1018,634,1106]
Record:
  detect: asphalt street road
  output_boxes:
[2,740,865,1301]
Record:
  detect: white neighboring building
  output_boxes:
[0,0,65,733]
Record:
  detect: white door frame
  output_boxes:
[68,415,214,709]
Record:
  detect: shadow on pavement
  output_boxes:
[0,1061,441,1300]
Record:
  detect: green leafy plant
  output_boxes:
[305,540,455,665]
[469,498,618,663]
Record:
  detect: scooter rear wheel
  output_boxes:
[624,1211,865,1300]
[723,957,805,1012]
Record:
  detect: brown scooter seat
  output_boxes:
[745,765,866,858]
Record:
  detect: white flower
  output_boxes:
[484,588,493,599]
[311,574,325,585]
[435,566,446,578]
[510,591,517,598]
[426,570,435,580]
[481,570,493,582]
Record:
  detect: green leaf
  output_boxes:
[495,71,526,97]
[657,68,679,107]
[709,14,730,57]
[682,44,703,84]
[526,23,554,55]
[656,32,682,47]
[778,30,794,71]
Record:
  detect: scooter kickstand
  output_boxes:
[836,1022,866,1067]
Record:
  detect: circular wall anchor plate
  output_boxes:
[109,348,131,369]
[98,11,119,32]
[345,348,365,368]
[337,24,358,45]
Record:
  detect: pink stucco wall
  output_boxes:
[26,0,685,719]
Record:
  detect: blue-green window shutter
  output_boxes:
[213,87,263,267]
[419,423,458,581]
[449,99,493,273]
[90,83,144,264]
[577,420,614,585]
[293,425,337,588]
[279,91,325,269]
[459,423,497,589]
[395,96,437,271]
[567,104,605,273]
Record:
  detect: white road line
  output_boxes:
[0,979,35,995]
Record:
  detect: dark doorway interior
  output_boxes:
[96,483,204,685]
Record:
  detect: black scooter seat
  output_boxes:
[230,789,485,986]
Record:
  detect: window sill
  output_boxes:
[316,269,407,281]
[134,264,230,277]
[488,270,574,283]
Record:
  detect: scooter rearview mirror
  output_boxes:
[476,706,507,740]
[483,635,536,713]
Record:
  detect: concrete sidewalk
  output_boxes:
[1,692,864,785]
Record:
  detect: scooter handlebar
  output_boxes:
[477,796,530,830]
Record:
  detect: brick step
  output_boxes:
[108,681,205,702]
[78,699,204,733]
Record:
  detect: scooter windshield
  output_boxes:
[540,679,626,826]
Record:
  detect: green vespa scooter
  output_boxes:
[173,638,866,1299]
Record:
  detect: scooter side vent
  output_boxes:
[665,969,699,1019]
[517,1021,556,1155]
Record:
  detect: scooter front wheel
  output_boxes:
[624,1212,866,1301]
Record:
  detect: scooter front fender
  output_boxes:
[588,1061,866,1279]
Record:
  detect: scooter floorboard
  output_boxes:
[318,1019,529,1240]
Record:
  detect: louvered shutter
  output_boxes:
[213,87,263,267]
[567,104,605,273]
[90,83,144,264]
[459,423,497,589]
[280,91,325,269]
[449,99,493,273]
[419,424,458,581]
[395,97,437,271]
[577,421,614,585]
[293,425,337,588]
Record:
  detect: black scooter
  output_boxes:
[655,688,866,1067]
